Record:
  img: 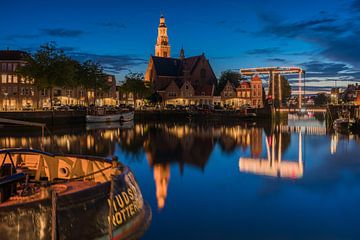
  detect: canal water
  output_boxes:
[1,114,360,239]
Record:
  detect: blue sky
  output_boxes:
[1,0,360,93]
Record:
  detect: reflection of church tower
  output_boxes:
[155,15,171,57]
[153,164,170,210]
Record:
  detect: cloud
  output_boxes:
[320,32,360,67]
[246,47,282,55]
[257,9,360,70]
[288,60,360,89]
[41,28,85,37]
[98,22,127,29]
[3,28,86,40]
[266,58,287,63]
[351,0,360,11]
[258,13,337,38]
[69,52,148,74]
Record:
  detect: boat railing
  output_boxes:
[0,148,120,183]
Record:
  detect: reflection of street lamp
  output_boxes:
[4,92,8,111]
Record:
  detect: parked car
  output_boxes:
[22,104,32,111]
[175,105,185,110]
[165,104,175,110]
[54,105,70,111]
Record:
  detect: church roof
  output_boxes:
[151,55,204,77]
[151,56,183,77]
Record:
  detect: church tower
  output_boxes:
[155,15,171,58]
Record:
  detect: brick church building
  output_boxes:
[145,15,217,106]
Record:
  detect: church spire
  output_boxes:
[155,15,170,58]
[180,46,185,60]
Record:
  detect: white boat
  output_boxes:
[86,109,134,123]
[86,113,122,123]
[120,111,135,122]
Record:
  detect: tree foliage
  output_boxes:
[313,93,329,106]
[216,70,243,95]
[118,73,151,99]
[268,74,292,105]
[77,60,109,95]
[17,42,109,108]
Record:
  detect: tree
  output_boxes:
[268,74,292,106]
[77,60,109,105]
[313,93,329,106]
[17,42,78,109]
[147,92,162,105]
[215,70,243,95]
[118,73,151,105]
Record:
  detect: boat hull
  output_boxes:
[333,118,355,132]
[0,166,151,240]
[86,112,134,123]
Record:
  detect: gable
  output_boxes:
[180,81,195,93]
[164,80,180,92]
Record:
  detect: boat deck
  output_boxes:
[0,181,98,208]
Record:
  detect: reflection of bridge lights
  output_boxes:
[330,134,338,155]
[239,132,304,179]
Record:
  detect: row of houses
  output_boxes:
[0,50,117,110]
[0,49,264,111]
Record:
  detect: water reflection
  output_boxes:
[1,115,360,212]
[239,131,303,179]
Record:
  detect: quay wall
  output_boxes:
[0,108,271,126]
[0,111,86,125]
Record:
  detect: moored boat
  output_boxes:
[0,148,151,239]
[86,113,122,123]
[86,107,134,123]
[333,118,355,132]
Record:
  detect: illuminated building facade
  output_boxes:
[0,50,117,110]
[145,16,217,106]
[0,50,35,110]
[220,75,264,108]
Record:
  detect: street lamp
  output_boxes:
[4,92,8,111]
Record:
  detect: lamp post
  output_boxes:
[4,92,8,111]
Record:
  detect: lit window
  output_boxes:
[13,75,18,83]
[1,74,7,83]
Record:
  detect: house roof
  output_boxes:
[251,75,262,82]
[0,50,29,61]
[239,81,251,88]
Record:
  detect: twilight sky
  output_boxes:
[1,0,360,93]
